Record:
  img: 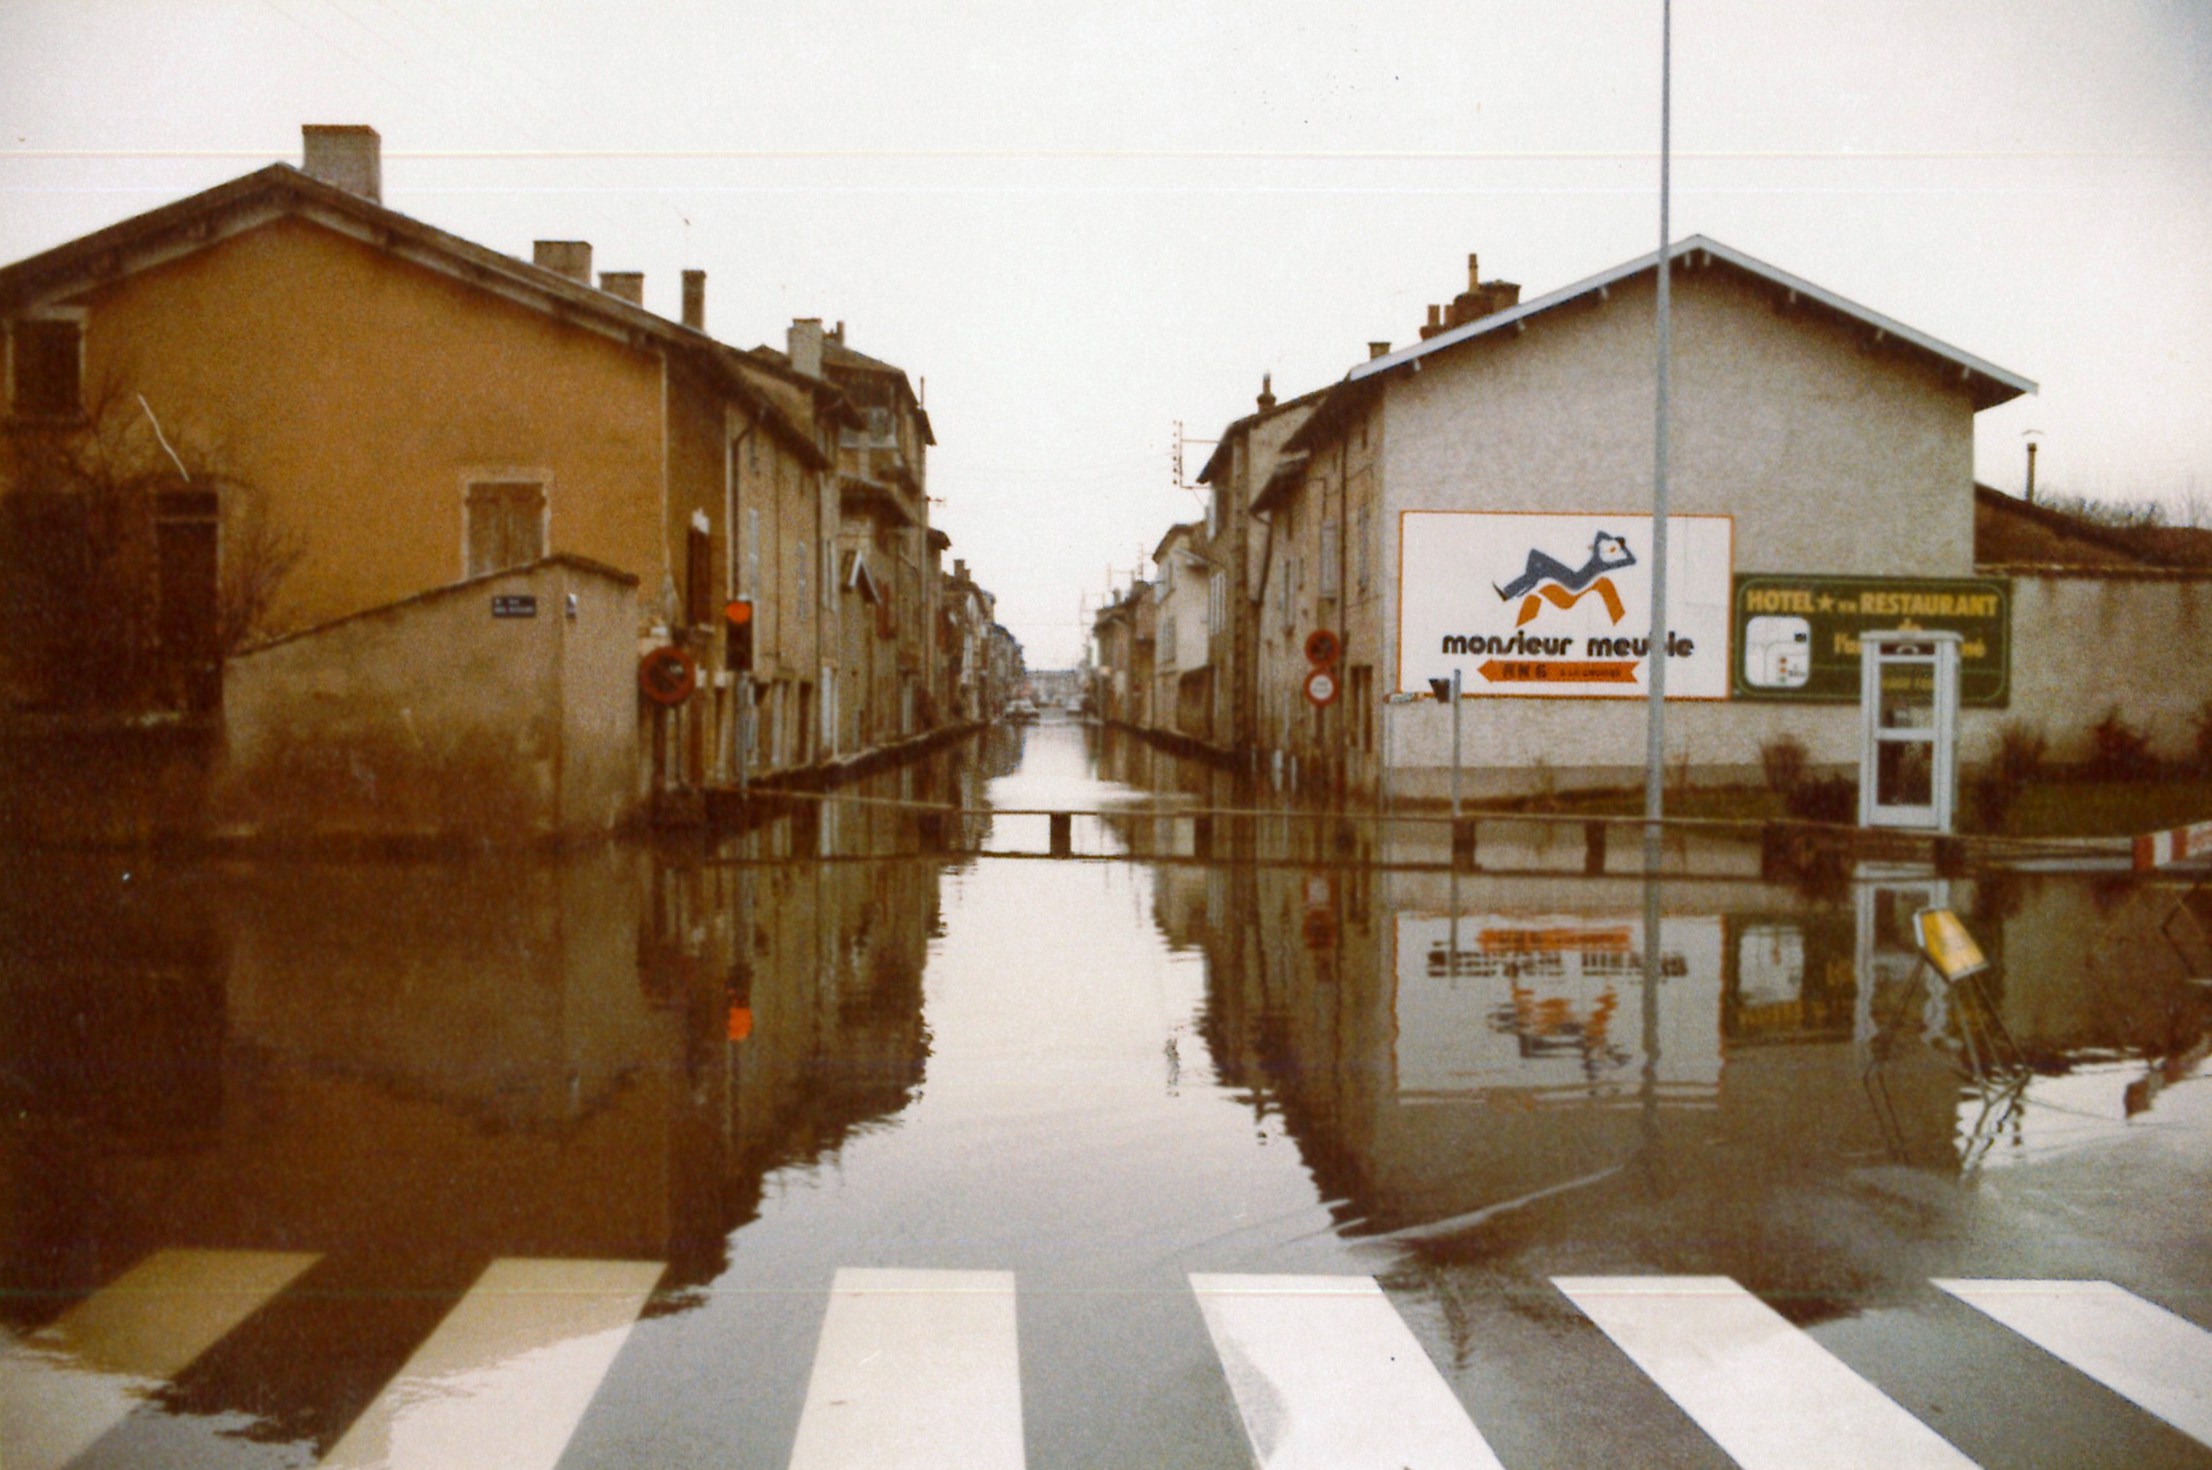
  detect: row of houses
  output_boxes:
[1097,241,2212,803]
[0,125,1023,840]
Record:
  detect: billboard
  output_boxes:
[1397,512,1733,698]
[1730,573,2010,705]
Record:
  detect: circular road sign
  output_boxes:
[639,645,699,706]
[1304,628,1341,667]
[1304,666,1340,707]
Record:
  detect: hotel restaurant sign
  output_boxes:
[1732,573,2011,706]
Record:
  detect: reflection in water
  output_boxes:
[0,737,1000,1455]
[2,718,2209,1465]
[1181,841,2212,1255]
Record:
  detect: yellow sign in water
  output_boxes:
[1915,907,1987,981]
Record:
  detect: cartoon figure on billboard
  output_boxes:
[1744,614,1812,688]
[1495,530,1636,626]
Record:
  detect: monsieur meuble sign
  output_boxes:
[1397,511,1734,698]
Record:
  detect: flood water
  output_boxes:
[5,718,2211,1468]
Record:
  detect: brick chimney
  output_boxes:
[1257,372,1276,412]
[533,241,592,284]
[1368,341,1391,360]
[681,269,706,331]
[1419,304,1445,341]
[1442,252,1523,331]
[301,125,381,203]
[789,318,824,378]
[599,271,644,306]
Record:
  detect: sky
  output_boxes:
[4,0,2209,668]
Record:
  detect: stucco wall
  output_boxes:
[217,557,639,841]
[1375,262,1982,795]
[1968,570,2212,764]
[78,216,667,636]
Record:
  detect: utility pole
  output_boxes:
[1642,0,1674,873]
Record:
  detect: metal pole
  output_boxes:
[1642,0,1674,875]
[738,673,751,797]
[1450,667,1463,824]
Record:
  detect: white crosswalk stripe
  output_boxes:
[10,1259,2212,1468]
[1190,1273,1505,1470]
[1553,1275,1982,1469]
[321,1256,664,1470]
[0,1248,320,1470]
[1935,1279,2212,1450]
[787,1267,1026,1470]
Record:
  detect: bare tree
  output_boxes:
[1,375,300,712]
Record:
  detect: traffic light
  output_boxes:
[724,598,754,672]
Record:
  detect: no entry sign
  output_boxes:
[1305,666,1340,707]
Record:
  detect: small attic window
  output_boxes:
[8,316,85,420]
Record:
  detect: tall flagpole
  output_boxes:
[1642,0,1674,872]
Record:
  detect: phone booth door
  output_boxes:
[1859,630,1960,832]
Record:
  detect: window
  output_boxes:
[685,523,713,627]
[1356,504,1371,592]
[797,539,811,621]
[1320,521,1341,599]
[1209,570,1225,634]
[744,508,761,597]
[8,316,83,419]
[465,479,546,577]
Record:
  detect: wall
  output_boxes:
[1972,569,2212,763]
[76,216,668,637]
[217,556,640,842]
[1374,263,1982,797]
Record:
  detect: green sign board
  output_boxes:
[1731,574,2010,706]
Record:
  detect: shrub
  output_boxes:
[2086,706,2154,781]
[1759,734,1808,796]
[1969,721,2048,833]
[1785,775,1856,824]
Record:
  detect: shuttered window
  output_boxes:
[464,480,545,577]
[8,318,83,419]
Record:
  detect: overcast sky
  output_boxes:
[5,0,2209,666]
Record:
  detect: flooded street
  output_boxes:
[6,719,2212,1468]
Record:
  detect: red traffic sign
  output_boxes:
[1304,628,1340,666]
[1304,666,1340,707]
[724,598,753,626]
[639,645,698,706]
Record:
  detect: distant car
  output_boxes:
[1006,699,1039,722]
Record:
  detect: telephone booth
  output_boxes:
[1858,630,1961,832]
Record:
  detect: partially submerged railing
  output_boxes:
[720,786,2126,876]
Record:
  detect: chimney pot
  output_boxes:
[1368,340,1391,360]
[789,318,824,379]
[534,241,593,284]
[301,124,381,203]
[681,269,706,331]
[1467,252,1481,292]
[598,271,644,306]
[832,321,845,343]
[1257,372,1276,411]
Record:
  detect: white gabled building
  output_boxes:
[1255,237,2037,800]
